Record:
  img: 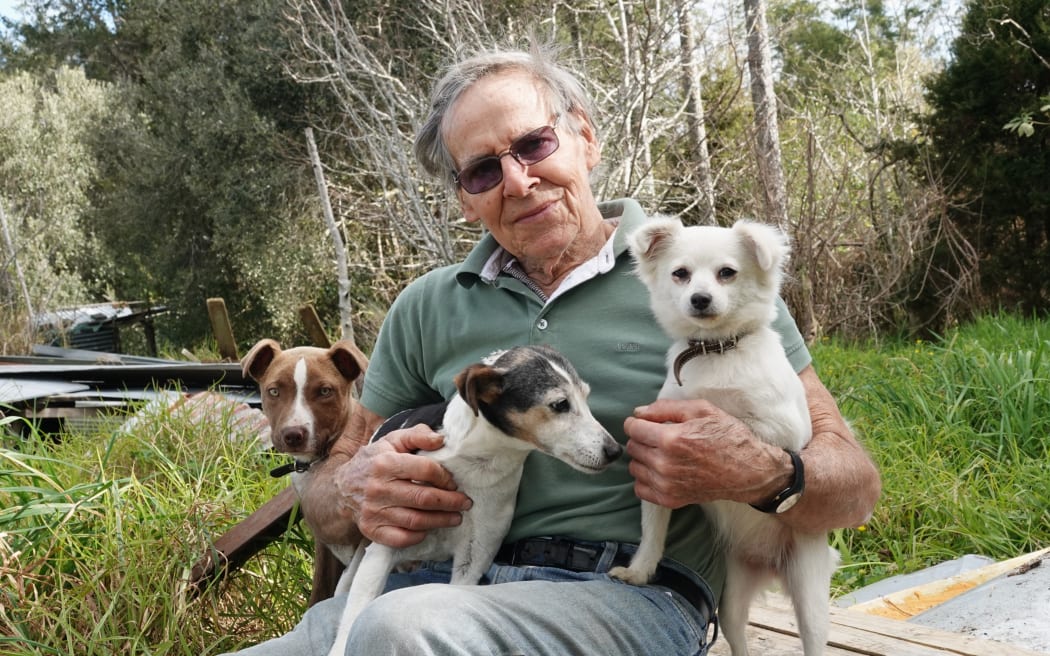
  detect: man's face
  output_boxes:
[442,71,603,265]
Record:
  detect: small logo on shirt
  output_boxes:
[616,342,642,353]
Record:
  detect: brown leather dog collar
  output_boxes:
[672,336,740,386]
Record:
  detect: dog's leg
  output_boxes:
[609,501,669,584]
[719,551,774,656]
[310,542,346,606]
[327,543,396,656]
[782,535,838,656]
[333,542,366,596]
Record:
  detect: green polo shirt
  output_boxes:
[360,198,811,600]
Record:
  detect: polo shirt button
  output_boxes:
[537,319,549,330]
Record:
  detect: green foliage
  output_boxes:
[0,1,127,80]
[924,0,1050,316]
[0,66,117,315]
[0,398,313,654]
[83,0,328,347]
[814,313,1050,590]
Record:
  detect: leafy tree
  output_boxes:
[925,0,1050,316]
[0,0,130,79]
[0,67,115,319]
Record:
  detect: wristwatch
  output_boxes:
[749,450,805,514]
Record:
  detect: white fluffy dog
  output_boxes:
[612,217,837,656]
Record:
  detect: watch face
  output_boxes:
[775,492,802,514]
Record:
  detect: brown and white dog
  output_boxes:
[241,338,369,605]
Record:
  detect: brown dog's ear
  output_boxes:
[241,339,282,381]
[329,340,369,382]
[453,364,504,417]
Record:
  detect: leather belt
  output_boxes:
[495,536,715,624]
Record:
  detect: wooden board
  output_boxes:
[708,593,1048,656]
[187,485,299,595]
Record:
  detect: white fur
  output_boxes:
[327,347,620,656]
[613,217,838,656]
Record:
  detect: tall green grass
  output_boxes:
[0,403,314,654]
[814,313,1050,592]
[2,313,1049,652]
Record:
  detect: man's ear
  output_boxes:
[457,186,483,223]
[574,112,602,170]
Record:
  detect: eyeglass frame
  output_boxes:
[452,114,562,194]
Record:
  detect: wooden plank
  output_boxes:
[826,606,1048,656]
[849,547,1050,620]
[720,593,1050,656]
[299,304,332,348]
[206,297,239,362]
[187,485,298,595]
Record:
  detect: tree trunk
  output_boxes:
[676,0,717,224]
[744,0,789,229]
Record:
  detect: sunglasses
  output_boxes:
[454,116,561,194]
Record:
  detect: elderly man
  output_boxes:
[225,45,879,656]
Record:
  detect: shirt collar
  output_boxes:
[456,198,648,292]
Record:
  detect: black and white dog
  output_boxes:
[328,345,623,656]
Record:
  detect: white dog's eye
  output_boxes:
[549,398,571,413]
[672,267,690,282]
[718,267,737,281]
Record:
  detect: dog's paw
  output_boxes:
[608,565,653,585]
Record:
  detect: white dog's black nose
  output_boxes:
[690,293,712,311]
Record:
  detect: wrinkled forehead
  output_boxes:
[442,72,553,146]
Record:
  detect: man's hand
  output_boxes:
[334,423,473,549]
[623,399,791,509]
[623,366,880,533]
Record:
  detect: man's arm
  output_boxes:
[299,403,473,547]
[623,365,880,533]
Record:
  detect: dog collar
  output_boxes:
[269,459,319,478]
[672,336,740,386]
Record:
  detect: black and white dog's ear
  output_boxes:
[242,338,282,381]
[628,216,683,279]
[454,364,504,417]
[732,220,791,273]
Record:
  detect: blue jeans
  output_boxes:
[221,557,714,656]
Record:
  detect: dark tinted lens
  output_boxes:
[514,126,559,164]
[458,158,503,194]
[455,124,560,194]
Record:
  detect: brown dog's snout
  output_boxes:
[278,426,308,451]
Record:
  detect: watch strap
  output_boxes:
[749,449,805,514]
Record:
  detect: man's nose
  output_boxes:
[501,156,538,196]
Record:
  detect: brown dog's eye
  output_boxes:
[318,386,333,397]
[267,387,279,398]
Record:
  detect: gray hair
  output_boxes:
[413,43,597,186]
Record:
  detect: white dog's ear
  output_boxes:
[628,217,682,276]
[732,220,790,273]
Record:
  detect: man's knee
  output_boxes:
[347,584,481,651]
